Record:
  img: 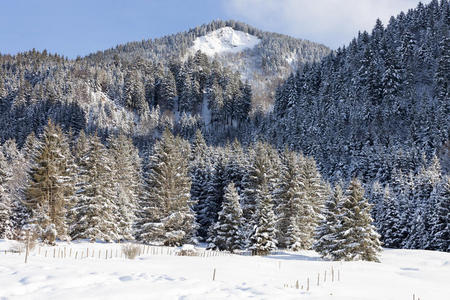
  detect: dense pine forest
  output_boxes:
[0,0,448,257]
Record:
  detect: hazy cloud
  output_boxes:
[223,0,425,48]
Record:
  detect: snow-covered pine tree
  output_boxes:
[406,157,441,249]
[138,129,194,246]
[157,71,177,111]
[434,36,450,103]
[178,72,193,113]
[250,184,277,255]
[209,182,244,252]
[108,133,141,240]
[297,156,326,249]
[190,130,211,240]
[314,183,344,259]
[25,120,74,244]
[70,132,118,242]
[241,142,274,244]
[0,151,13,239]
[66,131,89,231]
[378,185,402,248]
[204,150,228,242]
[334,178,382,262]
[275,149,304,249]
[225,139,246,195]
[427,176,449,251]
[368,181,384,233]
[123,70,148,114]
[3,139,30,238]
[241,143,266,219]
[390,169,415,247]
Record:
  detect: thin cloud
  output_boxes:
[223,0,425,48]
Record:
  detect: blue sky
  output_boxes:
[0,0,424,58]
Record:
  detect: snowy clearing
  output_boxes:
[188,27,260,57]
[0,240,449,300]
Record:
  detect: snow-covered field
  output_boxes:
[0,240,448,300]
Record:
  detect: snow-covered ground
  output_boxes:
[0,239,448,300]
[188,27,260,57]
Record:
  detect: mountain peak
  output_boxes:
[188,26,260,57]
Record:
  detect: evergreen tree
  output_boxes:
[250,184,277,255]
[209,182,244,252]
[297,156,325,249]
[334,178,382,261]
[190,130,211,240]
[0,151,13,239]
[406,157,441,248]
[428,176,449,251]
[71,133,117,242]
[225,139,246,194]
[314,183,344,259]
[204,152,228,242]
[138,129,194,246]
[123,70,148,114]
[434,36,449,102]
[157,71,177,110]
[241,142,274,243]
[108,133,141,240]
[178,73,193,112]
[275,149,304,249]
[378,186,402,248]
[25,120,74,243]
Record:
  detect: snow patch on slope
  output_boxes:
[189,27,260,57]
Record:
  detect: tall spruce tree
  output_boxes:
[334,178,382,261]
[0,151,13,239]
[108,133,141,240]
[314,183,344,259]
[204,151,228,242]
[208,182,244,252]
[242,143,273,224]
[190,130,211,240]
[297,156,325,249]
[250,184,277,255]
[379,186,402,248]
[71,133,117,242]
[138,129,194,246]
[25,120,74,243]
[275,149,304,249]
[428,176,449,251]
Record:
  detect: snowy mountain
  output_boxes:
[188,26,261,56]
[87,20,330,111]
[186,26,327,110]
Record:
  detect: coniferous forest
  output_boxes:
[0,0,449,259]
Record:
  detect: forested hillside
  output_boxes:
[0,20,329,146]
[266,0,449,182]
[261,0,449,250]
[0,1,448,254]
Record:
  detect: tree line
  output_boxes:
[0,122,388,260]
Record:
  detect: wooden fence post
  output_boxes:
[24,230,30,264]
